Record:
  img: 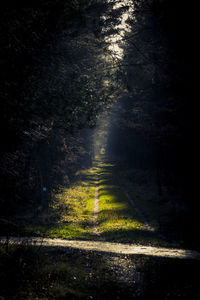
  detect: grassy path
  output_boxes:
[92,173,100,237]
[2,157,190,248]
[1,157,199,259]
[96,159,173,247]
[1,158,200,299]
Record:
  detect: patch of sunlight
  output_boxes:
[104,0,135,59]
[45,223,93,240]
[100,202,128,211]
[96,160,171,245]
[98,180,147,238]
[52,169,95,218]
[99,162,114,168]
[26,165,99,239]
[100,217,145,231]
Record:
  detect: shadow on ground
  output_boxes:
[0,244,200,299]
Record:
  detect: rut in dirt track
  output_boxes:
[92,173,100,237]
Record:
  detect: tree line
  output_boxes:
[106,0,196,208]
[0,0,119,217]
[0,0,197,222]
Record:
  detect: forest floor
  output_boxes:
[0,156,200,299]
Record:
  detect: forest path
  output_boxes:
[1,159,199,261]
[1,237,200,260]
[92,173,101,237]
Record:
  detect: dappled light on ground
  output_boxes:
[96,159,169,246]
[21,165,98,240]
[1,157,200,263]
[3,157,186,248]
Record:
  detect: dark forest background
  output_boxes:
[0,0,198,243]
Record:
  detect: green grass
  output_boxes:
[23,165,98,240]
[116,168,171,228]
[2,157,180,247]
[97,160,168,246]
[1,159,199,299]
[6,157,172,246]
[111,166,190,248]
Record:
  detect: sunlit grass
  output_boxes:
[115,167,187,236]
[25,166,98,240]
[43,224,92,240]
[98,162,146,241]
[97,160,169,245]
[98,188,148,243]
[12,157,171,246]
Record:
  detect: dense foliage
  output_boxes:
[106,0,196,205]
[0,0,118,216]
[0,0,196,221]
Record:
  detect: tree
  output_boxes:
[106,0,195,202]
[0,0,123,215]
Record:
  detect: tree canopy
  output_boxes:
[0,0,196,217]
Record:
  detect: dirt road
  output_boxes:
[1,236,200,260]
